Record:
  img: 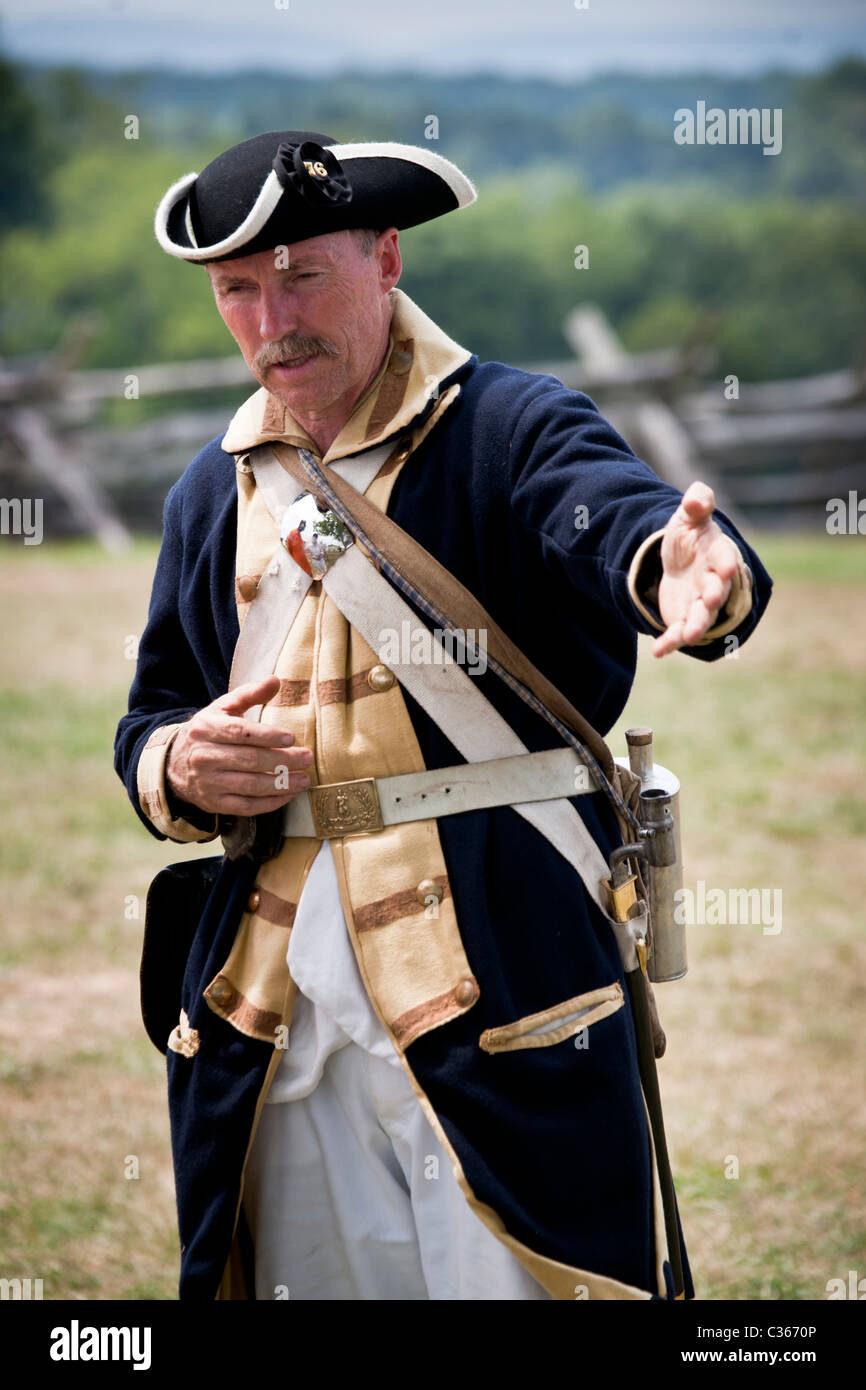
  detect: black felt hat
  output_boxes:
[154,130,476,262]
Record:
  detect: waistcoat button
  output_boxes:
[237,575,259,602]
[247,889,261,913]
[367,664,395,692]
[454,978,477,1007]
[210,976,234,1005]
[416,878,443,906]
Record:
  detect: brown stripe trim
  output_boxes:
[355,875,451,933]
[254,886,298,929]
[273,678,311,707]
[364,342,414,440]
[205,979,283,1039]
[317,668,379,707]
[392,979,478,1049]
[144,725,177,749]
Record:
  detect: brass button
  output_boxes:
[209,976,234,1005]
[247,889,261,914]
[367,664,395,692]
[454,978,477,1007]
[237,575,259,602]
[416,878,444,906]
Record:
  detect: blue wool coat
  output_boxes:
[115,355,773,1300]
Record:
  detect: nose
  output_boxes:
[258,282,299,342]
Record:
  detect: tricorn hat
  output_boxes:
[155,130,476,262]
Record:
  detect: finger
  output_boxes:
[679,481,715,521]
[703,532,739,582]
[211,768,313,799]
[216,677,282,716]
[189,742,314,773]
[682,594,714,645]
[193,716,301,748]
[699,569,728,613]
[652,618,686,659]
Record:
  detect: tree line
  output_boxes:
[1,54,864,390]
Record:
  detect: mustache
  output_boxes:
[254,334,340,372]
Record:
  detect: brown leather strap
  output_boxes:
[270,441,616,783]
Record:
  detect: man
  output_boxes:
[115,130,772,1301]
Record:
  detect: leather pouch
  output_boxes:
[140,856,224,1054]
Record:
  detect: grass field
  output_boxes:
[0,533,864,1300]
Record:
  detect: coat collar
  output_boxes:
[220,288,473,463]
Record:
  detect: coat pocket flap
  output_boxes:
[479,981,624,1054]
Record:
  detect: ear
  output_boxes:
[376,227,402,293]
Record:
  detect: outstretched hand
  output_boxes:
[654,482,739,658]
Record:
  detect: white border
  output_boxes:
[329,142,477,208]
[154,168,284,262]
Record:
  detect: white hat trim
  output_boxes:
[184,200,198,248]
[329,142,477,208]
[154,168,285,263]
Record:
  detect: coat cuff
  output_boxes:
[137,723,221,843]
[627,528,754,644]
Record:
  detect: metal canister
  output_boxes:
[615,727,686,982]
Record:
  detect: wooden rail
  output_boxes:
[1,306,863,545]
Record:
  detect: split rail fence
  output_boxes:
[1,307,863,547]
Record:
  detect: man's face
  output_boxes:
[205,228,401,423]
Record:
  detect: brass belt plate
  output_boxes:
[309,777,384,838]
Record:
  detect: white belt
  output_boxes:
[282,746,596,839]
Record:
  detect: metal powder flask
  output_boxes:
[611,726,686,983]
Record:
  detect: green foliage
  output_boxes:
[401,179,866,377]
[34,57,865,202]
[0,54,52,229]
[1,56,864,381]
[0,143,230,363]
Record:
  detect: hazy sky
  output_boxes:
[2,0,865,76]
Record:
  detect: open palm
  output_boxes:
[654,482,739,658]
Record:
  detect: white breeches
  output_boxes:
[241,841,551,1301]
